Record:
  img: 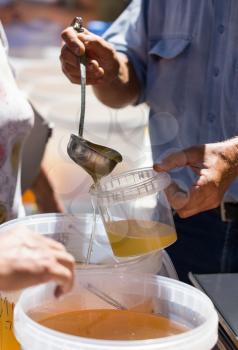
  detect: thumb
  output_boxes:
[154,150,187,172]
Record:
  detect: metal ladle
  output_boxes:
[67,17,122,184]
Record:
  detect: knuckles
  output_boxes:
[61,28,72,40]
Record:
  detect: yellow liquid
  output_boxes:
[40,309,188,340]
[0,297,20,350]
[105,220,177,257]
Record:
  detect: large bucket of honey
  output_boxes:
[14,271,218,350]
[0,213,177,350]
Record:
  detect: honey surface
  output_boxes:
[40,308,188,340]
[105,219,177,257]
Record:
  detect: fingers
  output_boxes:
[28,248,75,296]
[60,27,116,85]
[161,172,220,218]
[165,182,188,210]
[154,145,205,172]
[46,263,74,294]
[60,45,79,67]
[43,238,75,295]
[154,151,187,172]
[22,231,75,294]
[61,27,109,58]
[45,237,67,251]
[61,26,86,56]
[177,181,220,218]
[60,45,104,85]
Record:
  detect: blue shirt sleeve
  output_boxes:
[103,0,147,105]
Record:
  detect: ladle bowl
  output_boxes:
[67,134,122,183]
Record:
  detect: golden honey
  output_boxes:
[105,219,177,257]
[0,297,20,350]
[40,309,188,340]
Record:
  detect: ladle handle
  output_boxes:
[71,17,86,137]
[79,54,86,137]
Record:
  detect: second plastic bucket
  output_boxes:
[0,213,177,350]
[14,271,218,350]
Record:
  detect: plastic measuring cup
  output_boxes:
[90,167,176,258]
[14,270,218,350]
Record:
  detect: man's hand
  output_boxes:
[60,26,140,108]
[0,227,75,296]
[154,140,238,218]
[60,26,120,85]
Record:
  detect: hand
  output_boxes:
[154,140,238,218]
[60,26,120,85]
[0,227,75,296]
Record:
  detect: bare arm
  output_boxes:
[60,27,140,108]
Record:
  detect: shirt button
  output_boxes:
[218,24,225,34]
[208,113,215,123]
[214,67,220,77]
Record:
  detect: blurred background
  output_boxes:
[0,0,152,215]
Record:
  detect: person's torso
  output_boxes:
[0,24,33,222]
[144,0,238,199]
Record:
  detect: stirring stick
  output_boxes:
[85,283,127,310]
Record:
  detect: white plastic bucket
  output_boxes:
[0,213,177,277]
[14,271,218,350]
[0,214,176,350]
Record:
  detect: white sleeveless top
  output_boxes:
[0,23,33,223]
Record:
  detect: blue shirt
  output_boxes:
[104,0,238,201]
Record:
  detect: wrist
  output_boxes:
[221,137,238,176]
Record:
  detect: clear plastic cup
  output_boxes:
[90,167,176,258]
[14,271,218,350]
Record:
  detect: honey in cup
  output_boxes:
[105,219,177,257]
[91,168,177,258]
[39,309,189,341]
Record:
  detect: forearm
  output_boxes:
[93,53,141,109]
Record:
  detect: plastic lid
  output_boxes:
[90,167,171,205]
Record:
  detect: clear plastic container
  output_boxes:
[90,167,176,258]
[14,271,218,350]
